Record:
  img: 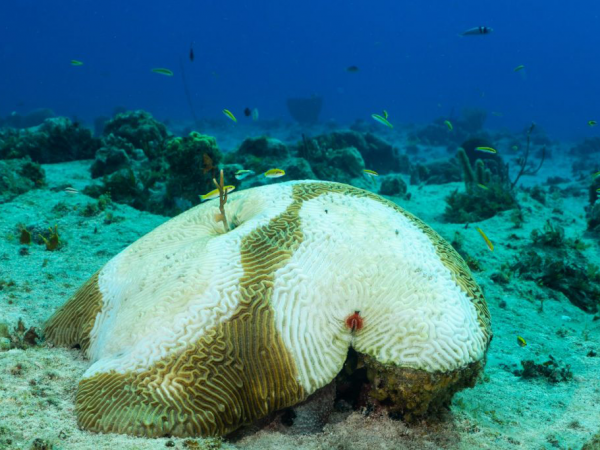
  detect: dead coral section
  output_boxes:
[0,117,99,163]
[408,158,462,186]
[102,110,169,160]
[308,130,407,175]
[0,158,45,203]
[412,107,489,149]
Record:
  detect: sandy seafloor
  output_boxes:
[1,128,599,450]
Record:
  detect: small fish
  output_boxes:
[244,108,251,117]
[64,187,79,194]
[477,183,489,190]
[151,68,174,76]
[235,169,255,180]
[189,43,194,62]
[222,109,237,122]
[251,108,259,121]
[372,114,393,128]
[202,153,215,174]
[346,65,360,73]
[71,60,83,66]
[476,227,494,251]
[592,170,600,179]
[264,168,285,178]
[461,26,493,36]
[517,336,527,347]
[363,169,379,177]
[514,65,525,72]
[476,146,497,154]
[589,120,597,127]
[511,145,519,151]
[200,185,235,201]
[383,110,389,119]
[444,120,453,131]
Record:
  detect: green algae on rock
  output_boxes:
[102,110,170,160]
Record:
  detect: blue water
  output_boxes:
[2,0,599,139]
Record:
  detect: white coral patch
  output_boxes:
[271,190,487,393]
[84,183,295,378]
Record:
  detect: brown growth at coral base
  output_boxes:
[44,271,103,353]
[363,355,485,421]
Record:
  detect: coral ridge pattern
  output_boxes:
[44,180,492,437]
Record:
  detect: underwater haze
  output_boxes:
[2,0,600,139]
[2,1,600,450]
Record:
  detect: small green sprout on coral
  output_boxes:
[39,225,60,251]
[212,169,230,233]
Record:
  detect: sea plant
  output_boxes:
[531,220,589,250]
[443,147,518,223]
[509,123,546,189]
[587,176,600,232]
[0,319,40,351]
[511,249,600,313]
[39,225,60,251]
[515,355,573,383]
[18,225,31,245]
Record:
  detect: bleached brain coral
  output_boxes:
[44,180,492,438]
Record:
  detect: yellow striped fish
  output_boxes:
[222,109,237,123]
[476,227,494,251]
[476,146,497,154]
[371,113,393,128]
[264,168,285,178]
[151,68,174,76]
[200,185,235,201]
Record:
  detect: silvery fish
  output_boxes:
[235,169,255,181]
[461,26,493,36]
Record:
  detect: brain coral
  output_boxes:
[44,180,491,438]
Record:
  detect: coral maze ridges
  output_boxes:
[292,182,491,342]
[44,271,103,353]
[71,186,311,437]
[44,181,490,438]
